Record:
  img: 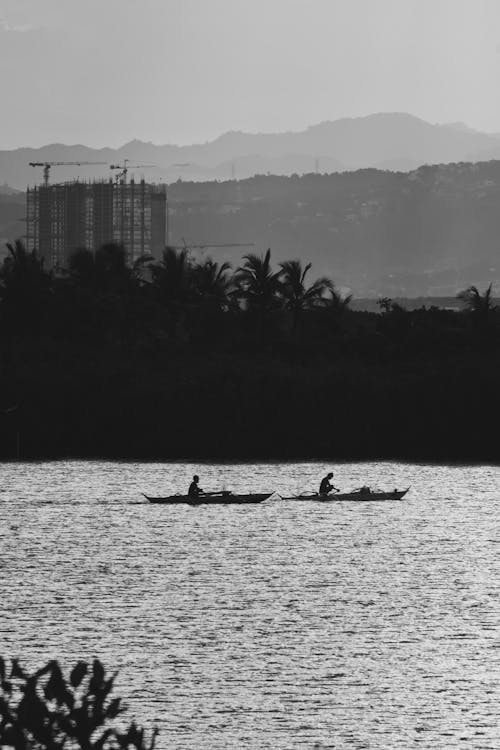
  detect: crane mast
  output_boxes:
[109,159,156,184]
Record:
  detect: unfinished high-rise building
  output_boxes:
[26,179,167,267]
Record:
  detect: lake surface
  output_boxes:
[1,460,500,749]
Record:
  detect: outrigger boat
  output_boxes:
[281,487,410,502]
[143,491,272,505]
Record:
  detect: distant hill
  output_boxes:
[163,159,500,297]
[0,182,22,196]
[2,113,500,189]
[3,158,500,297]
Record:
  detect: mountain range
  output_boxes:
[3,157,500,296]
[3,113,500,189]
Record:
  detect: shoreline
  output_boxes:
[1,455,499,466]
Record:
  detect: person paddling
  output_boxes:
[319,472,339,496]
[188,475,204,498]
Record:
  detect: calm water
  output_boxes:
[1,461,500,749]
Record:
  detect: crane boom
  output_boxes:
[29,161,107,187]
[170,242,255,250]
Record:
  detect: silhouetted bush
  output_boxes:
[0,657,158,750]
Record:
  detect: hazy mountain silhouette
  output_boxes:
[3,158,500,296]
[2,113,500,189]
[149,160,500,297]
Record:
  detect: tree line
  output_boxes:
[0,241,353,346]
[0,239,497,353]
[0,239,499,461]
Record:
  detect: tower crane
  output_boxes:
[29,161,107,187]
[109,159,156,183]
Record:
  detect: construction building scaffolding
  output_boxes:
[26,178,167,268]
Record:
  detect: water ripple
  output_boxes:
[1,460,500,748]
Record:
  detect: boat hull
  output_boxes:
[143,492,272,505]
[283,489,409,502]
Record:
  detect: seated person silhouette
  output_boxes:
[319,472,338,496]
[188,475,204,498]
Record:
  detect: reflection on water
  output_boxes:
[1,461,500,749]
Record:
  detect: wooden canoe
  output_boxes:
[282,488,409,502]
[143,492,272,505]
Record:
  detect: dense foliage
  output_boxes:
[0,657,157,750]
[0,240,499,461]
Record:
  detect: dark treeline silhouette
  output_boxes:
[1,240,500,462]
[0,656,157,749]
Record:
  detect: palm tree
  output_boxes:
[377,297,393,314]
[327,287,353,334]
[279,259,333,333]
[457,284,498,340]
[457,284,496,318]
[151,246,193,305]
[377,297,405,315]
[328,287,352,312]
[131,254,154,284]
[65,243,153,347]
[235,248,282,311]
[193,258,235,311]
[68,244,130,291]
[1,240,49,292]
[235,249,283,341]
[151,246,195,336]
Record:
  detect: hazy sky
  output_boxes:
[1,0,500,148]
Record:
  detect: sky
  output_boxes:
[1,0,500,148]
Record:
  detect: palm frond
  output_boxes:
[458,283,496,314]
